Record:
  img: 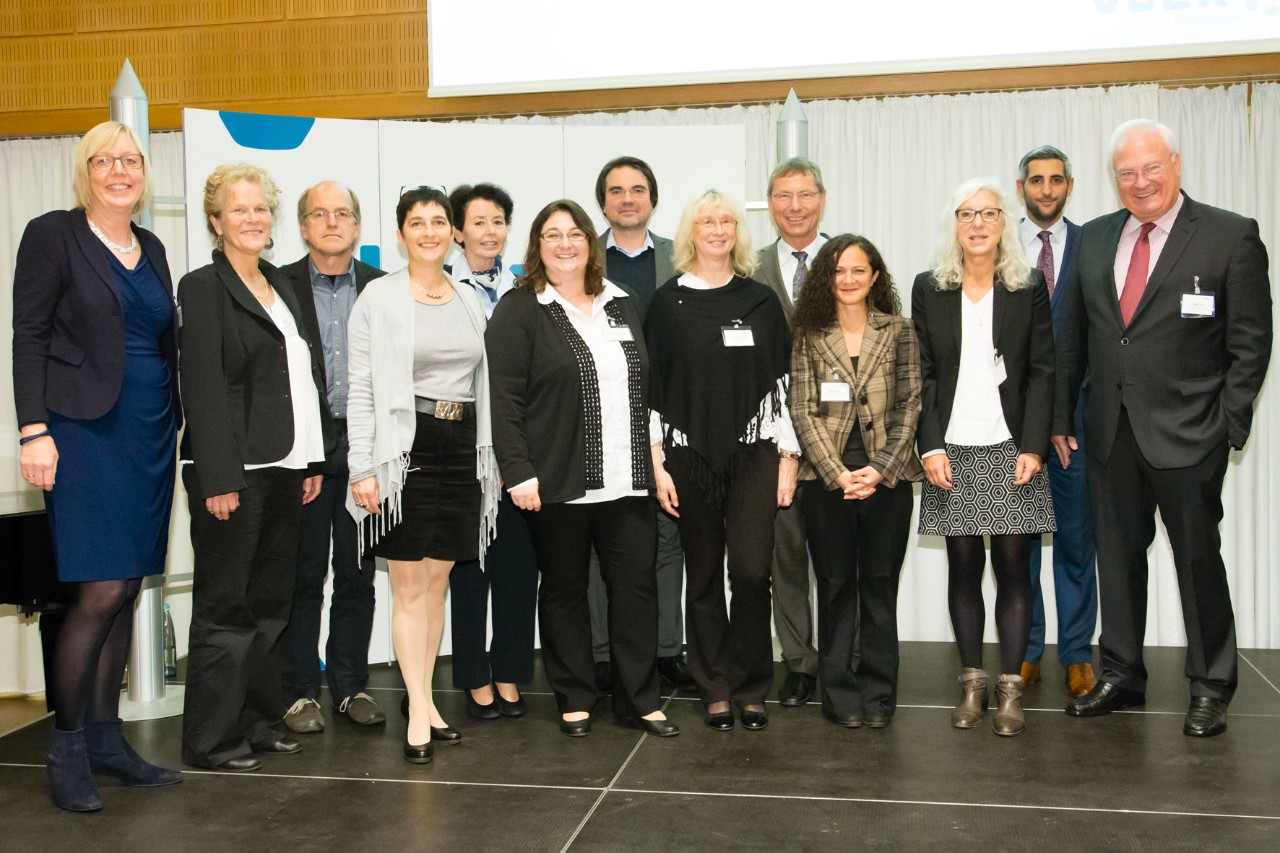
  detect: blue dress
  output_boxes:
[44,247,178,582]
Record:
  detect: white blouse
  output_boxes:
[944,288,1012,447]
[245,296,326,471]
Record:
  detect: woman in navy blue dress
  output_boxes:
[12,121,182,812]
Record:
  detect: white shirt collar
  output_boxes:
[605,230,654,258]
[1019,216,1068,245]
[536,278,628,314]
[1123,192,1185,238]
[778,234,824,258]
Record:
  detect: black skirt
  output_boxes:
[370,411,480,562]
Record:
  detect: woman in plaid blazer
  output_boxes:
[789,234,923,729]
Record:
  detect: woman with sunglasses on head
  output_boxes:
[346,187,498,765]
[486,199,675,739]
[13,121,182,811]
[912,178,1055,737]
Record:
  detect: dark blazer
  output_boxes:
[485,285,654,504]
[598,230,677,297]
[177,251,330,499]
[1054,193,1272,467]
[756,235,830,325]
[279,255,385,474]
[12,209,179,427]
[790,312,925,490]
[911,270,1055,458]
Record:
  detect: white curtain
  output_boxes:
[2,83,1276,693]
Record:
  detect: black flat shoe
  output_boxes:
[216,756,262,772]
[739,709,769,731]
[430,725,462,744]
[617,715,680,737]
[466,692,501,721]
[705,712,734,732]
[863,714,893,729]
[254,737,302,755]
[1183,697,1228,737]
[822,710,863,728]
[403,741,434,764]
[497,694,527,718]
[560,716,592,737]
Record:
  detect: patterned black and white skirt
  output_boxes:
[918,440,1056,537]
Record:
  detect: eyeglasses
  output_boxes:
[305,208,356,223]
[769,191,821,204]
[606,186,650,198]
[1114,155,1175,185]
[88,154,143,172]
[696,216,737,230]
[540,230,587,244]
[955,208,1003,224]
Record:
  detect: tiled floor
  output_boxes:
[3,643,1278,852]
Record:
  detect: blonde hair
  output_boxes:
[202,162,281,247]
[930,177,1031,291]
[673,190,758,278]
[72,121,153,214]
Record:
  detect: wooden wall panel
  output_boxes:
[0,0,1276,138]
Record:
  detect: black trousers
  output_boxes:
[526,497,659,717]
[802,479,913,718]
[280,425,376,705]
[182,466,302,767]
[1089,408,1236,701]
[667,444,777,706]
[449,492,538,689]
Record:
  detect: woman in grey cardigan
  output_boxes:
[347,187,498,765]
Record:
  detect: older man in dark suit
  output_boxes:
[1054,119,1272,737]
[277,181,387,733]
[1016,145,1098,699]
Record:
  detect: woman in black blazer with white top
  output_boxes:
[177,163,329,772]
[911,178,1054,738]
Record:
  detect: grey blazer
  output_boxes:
[755,241,792,322]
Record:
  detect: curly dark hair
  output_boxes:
[791,234,900,334]
[517,199,606,296]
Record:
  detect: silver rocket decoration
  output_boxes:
[109,58,152,231]
[776,88,809,163]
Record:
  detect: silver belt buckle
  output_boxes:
[434,400,463,421]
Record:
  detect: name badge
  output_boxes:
[722,325,755,347]
[820,382,851,402]
[602,319,634,342]
[1181,292,1215,318]
[993,353,1008,385]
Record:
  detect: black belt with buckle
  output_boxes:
[414,397,475,421]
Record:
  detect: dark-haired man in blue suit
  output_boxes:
[1016,145,1098,699]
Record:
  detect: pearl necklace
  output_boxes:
[87,216,138,254]
[412,279,449,301]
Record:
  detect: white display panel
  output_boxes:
[428,0,1280,96]
[182,110,383,273]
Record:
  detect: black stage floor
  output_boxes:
[3,642,1278,852]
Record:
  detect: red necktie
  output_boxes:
[1119,222,1156,326]
[1036,231,1055,297]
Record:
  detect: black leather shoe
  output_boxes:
[657,654,696,688]
[617,715,680,737]
[466,691,501,720]
[560,715,592,737]
[1183,697,1228,737]
[739,708,769,731]
[863,714,893,729]
[822,709,863,728]
[430,725,462,744]
[403,741,434,764]
[254,737,302,755]
[216,756,262,772]
[594,661,613,695]
[777,672,815,707]
[1065,681,1145,717]
[705,713,734,732]
[401,693,410,719]
[497,694,527,718]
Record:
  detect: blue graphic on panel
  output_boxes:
[218,112,316,150]
[359,245,381,269]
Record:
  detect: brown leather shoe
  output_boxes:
[1066,662,1097,698]
[1020,661,1041,685]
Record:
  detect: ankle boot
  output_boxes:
[993,674,1026,737]
[47,727,102,812]
[951,668,988,729]
[85,719,182,786]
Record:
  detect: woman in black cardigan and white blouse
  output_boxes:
[486,199,676,739]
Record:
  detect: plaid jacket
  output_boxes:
[789,311,924,490]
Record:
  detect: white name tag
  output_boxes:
[1181,292,1215,318]
[993,353,1008,385]
[602,323,634,342]
[722,326,755,347]
[820,382,851,402]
